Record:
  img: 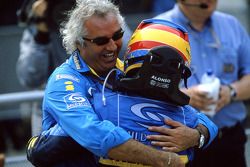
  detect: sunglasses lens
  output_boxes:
[85,29,124,46]
[94,37,110,45]
[112,30,124,41]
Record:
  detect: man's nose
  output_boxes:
[105,39,118,51]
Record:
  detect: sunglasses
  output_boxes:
[82,29,124,46]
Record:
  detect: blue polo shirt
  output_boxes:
[155,5,250,128]
[42,50,131,158]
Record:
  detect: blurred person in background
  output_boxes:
[113,0,153,14]
[0,153,4,167]
[0,0,31,156]
[16,0,132,136]
[152,0,175,15]
[113,0,175,16]
[154,0,250,167]
[16,0,73,137]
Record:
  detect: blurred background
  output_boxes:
[0,0,249,166]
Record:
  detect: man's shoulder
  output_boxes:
[51,62,77,76]
[153,5,178,21]
[44,67,92,101]
[213,11,239,25]
[154,10,173,20]
[183,105,198,113]
[212,11,245,36]
[47,63,89,87]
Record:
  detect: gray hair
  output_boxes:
[60,0,125,54]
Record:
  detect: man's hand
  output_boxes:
[181,85,215,111]
[147,119,199,152]
[32,0,49,32]
[215,85,231,111]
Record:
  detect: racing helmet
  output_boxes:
[124,19,191,76]
[117,19,192,106]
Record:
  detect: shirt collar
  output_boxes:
[68,50,124,77]
[172,5,190,27]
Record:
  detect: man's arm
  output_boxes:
[108,139,184,167]
[27,123,184,167]
[216,74,250,111]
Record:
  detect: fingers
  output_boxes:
[147,138,181,152]
[190,95,213,110]
[191,85,232,112]
[162,146,180,152]
[151,141,173,147]
[216,85,231,111]
[187,86,215,111]
[164,119,183,128]
[148,119,182,136]
[148,125,171,135]
[147,134,172,142]
[151,140,181,152]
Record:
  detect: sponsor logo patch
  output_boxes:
[64,92,90,109]
[64,81,74,91]
[88,87,96,96]
[150,75,171,89]
[56,74,80,82]
[131,103,172,128]
[73,55,81,70]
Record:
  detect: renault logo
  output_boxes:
[131,103,171,128]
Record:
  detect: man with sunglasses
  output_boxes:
[154,0,250,167]
[26,0,217,167]
[16,0,132,137]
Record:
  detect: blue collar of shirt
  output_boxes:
[67,50,124,78]
[67,50,90,73]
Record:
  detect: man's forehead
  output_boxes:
[84,14,121,36]
[87,13,118,25]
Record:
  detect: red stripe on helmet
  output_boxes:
[128,41,188,62]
